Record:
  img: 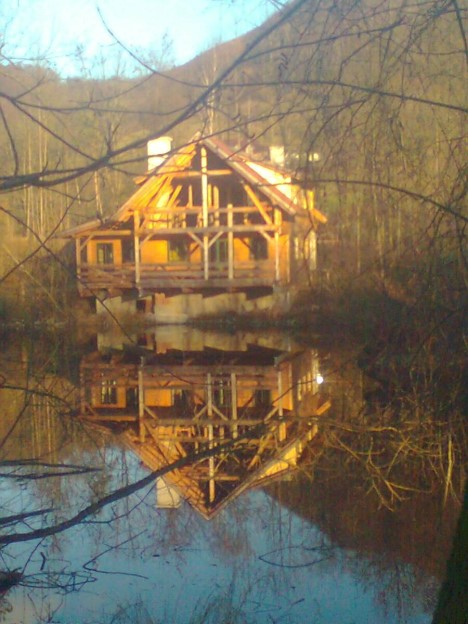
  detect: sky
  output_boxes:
[1,0,278,76]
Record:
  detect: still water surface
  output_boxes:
[0,327,456,623]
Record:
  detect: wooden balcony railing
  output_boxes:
[78,263,135,294]
[78,260,276,294]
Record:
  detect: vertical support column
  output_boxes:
[201,147,209,280]
[134,210,141,293]
[309,230,317,271]
[277,368,284,417]
[208,425,215,503]
[227,203,234,281]
[230,372,238,439]
[138,358,145,443]
[75,239,82,294]
[207,372,213,417]
[206,369,216,503]
[274,208,281,282]
[79,367,86,415]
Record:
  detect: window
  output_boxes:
[254,389,271,407]
[250,236,268,260]
[209,239,228,263]
[122,239,135,263]
[168,239,189,262]
[126,387,138,409]
[172,389,192,410]
[96,243,114,264]
[212,380,232,407]
[101,380,117,405]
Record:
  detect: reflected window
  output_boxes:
[96,243,114,265]
[101,380,117,405]
[213,380,231,407]
[172,389,192,410]
[126,387,138,409]
[254,389,271,406]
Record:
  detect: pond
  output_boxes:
[0,327,460,623]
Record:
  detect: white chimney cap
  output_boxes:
[147,136,173,170]
[269,145,285,167]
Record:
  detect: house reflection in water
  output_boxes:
[78,330,330,519]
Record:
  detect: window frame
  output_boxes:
[96,242,115,265]
[167,238,189,262]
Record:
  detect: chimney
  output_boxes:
[147,136,173,170]
[269,145,285,168]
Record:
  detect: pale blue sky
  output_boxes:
[1,0,278,75]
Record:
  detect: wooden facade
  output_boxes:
[79,340,330,518]
[61,135,326,312]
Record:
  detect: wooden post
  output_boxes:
[274,208,281,282]
[138,358,145,443]
[75,239,82,292]
[208,425,215,503]
[227,203,234,281]
[201,147,209,280]
[277,368,284,417]
[134,210,141,293]
[231,372,238,439]
[207,372,213,417]
[79,368,86,416]
[309,230,317,271]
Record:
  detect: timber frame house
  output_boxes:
[62,134,326,318]
[78,338,330,518]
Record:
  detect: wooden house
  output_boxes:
[61,134,326,321]
[78,336,330,518]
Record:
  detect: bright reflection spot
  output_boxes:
[316,374,324,385]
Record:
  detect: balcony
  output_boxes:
[77,259,276,296]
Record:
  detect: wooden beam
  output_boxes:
[138,362,145,442]
[231,372,238,439]
[79,234,93,252]
[166,184,183,212]
[75,239,82,282]
[171,169,233,178]
[244,184,273,225]
[140,206,260,215]
[227,204,234,281]
[203,237,209,280]
[81,414,138,422]
[274,208,281,282]
[208,424,215,503]
[207,373,213,417]
[207,231,223,249]
[316,400,332,416]
[139,224,277,236]
[134,210,141,291]
[141,417,267,426]
[201,147,209,280]
[278,369,284,417]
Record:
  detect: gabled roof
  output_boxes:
[123,424,313,520]
[60,133,326,238]
[203,135,299,216]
